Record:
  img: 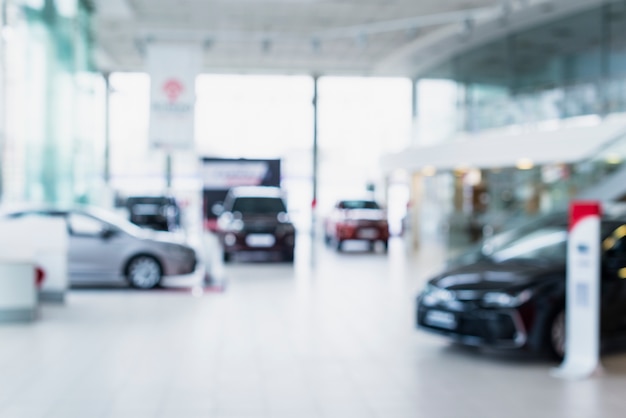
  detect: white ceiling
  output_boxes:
[92,0,508,76]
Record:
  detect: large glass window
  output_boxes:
[196,74,314,229]
[108,72,154,194]
[420,5,617,133]
[2,1,96,205]
[416,79,460,144]
[317,77,412,213]
[609,1,626,78]
[110,74,412,229]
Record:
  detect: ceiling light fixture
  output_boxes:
[464,18,474,32]
[516,158,534,170]
[356,32,367,49]
[421,166,437,177]
[311,37,321,53]
[135,5,500,49]
[606,153,622,165]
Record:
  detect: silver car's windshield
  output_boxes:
[80,207,145,236]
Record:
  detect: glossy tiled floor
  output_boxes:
[1,235,626,418]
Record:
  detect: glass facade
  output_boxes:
[423,3,626,133]
[1,0,100,205]
[413,2,626,250]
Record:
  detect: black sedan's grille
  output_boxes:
[418,305,521,347]
[457,312,516,341]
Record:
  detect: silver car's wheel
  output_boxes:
[127,256,162,289]
[550,309,566,360]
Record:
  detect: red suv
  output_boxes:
[323,199,389,252]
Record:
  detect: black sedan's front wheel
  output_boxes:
[549,309,566,360]
[127,255,162,289]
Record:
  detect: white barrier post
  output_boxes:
[0,262,37,322]
[552,201,602,379]
[29,217,69,303]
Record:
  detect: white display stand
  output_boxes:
[0,216,69,311]
[552,201,602,380]
[0,261,37,322]
[29,218,68,303]
[0,220,38,322]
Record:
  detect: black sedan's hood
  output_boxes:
[430,259,563,292]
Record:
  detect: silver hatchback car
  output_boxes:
[2,207,198,289]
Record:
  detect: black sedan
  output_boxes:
[416,213,626,359]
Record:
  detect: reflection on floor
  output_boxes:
[0,235,625,418]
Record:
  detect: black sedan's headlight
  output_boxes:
[481,289,533,308]
[420,284,455,307]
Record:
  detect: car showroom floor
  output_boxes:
[1,235,626,418]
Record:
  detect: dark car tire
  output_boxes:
[126,255,162,289]
[324,234,332,246]
[335,239,343,252]
[283,251,295,263]
[548,308,566,360]
[223,251,232,263]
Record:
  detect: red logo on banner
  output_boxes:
[162,78,184,103]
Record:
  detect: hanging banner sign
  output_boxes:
[552,201,602,380]
[200,158,282,189]
[147,42,201,150]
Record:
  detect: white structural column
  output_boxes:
[0,0,5,203]
[405,79,421,252]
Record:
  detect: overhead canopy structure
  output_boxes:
[92,0,506,75]
[381,114,626,172]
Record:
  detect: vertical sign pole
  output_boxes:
[311,74,319,237]
[103,72,111,185]
[552,201,602,379]
[165,151,172,191]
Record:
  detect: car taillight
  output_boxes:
[35,266,46,288]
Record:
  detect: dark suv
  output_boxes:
[125,196,180,232]
[215,186,295,263]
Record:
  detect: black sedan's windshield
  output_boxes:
[490,227,568,263]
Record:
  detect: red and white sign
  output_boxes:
[147,42,201,150]
[553,201,602,380]
[162,78,184,103]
